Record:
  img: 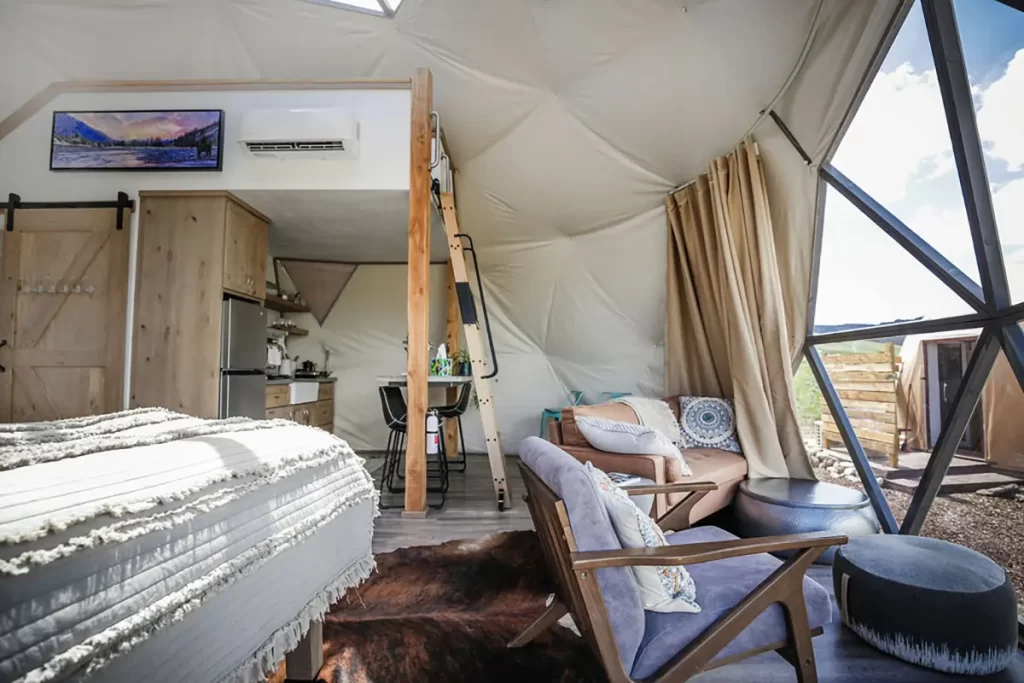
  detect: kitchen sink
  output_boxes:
[289,382,319,405]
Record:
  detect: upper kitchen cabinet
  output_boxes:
[223,198,269,300]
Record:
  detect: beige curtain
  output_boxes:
[666,140,813,480]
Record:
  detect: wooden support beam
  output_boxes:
[404,67,433,515]
[445,261,462,458]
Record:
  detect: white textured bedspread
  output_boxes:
[0,409,378,683]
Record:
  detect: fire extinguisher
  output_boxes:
[426,410,440,455]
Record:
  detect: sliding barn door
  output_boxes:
[0,208,129,422]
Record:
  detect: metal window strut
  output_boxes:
[922,0,1011,311]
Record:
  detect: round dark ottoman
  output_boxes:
[734,478,879,564]
[834,535,1017,675]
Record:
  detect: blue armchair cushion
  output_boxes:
[630,525,832,680]
[519,437,645,672]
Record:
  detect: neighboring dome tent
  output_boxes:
[899,325,1024,473]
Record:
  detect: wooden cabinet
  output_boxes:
[314,382,335,431]
[266,405,293,421]
[313,400,333,426]
[292,405,313,426]
[266,385,290,409]
[264,382,335,432]
[131,191,270,418]
[223,200,268,300]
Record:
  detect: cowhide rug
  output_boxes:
[317,531,604,683]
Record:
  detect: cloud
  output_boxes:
[76,111,218,141]
[815,175,1024,326]
[902,176,1024,287]
[977,48,1024,172]
[833,47,1024,201]
[832,63,953,205]
[993,176,1024,300]
[815,186,973,326]
[818,49,1024,324]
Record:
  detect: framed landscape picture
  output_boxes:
[50,110,224,171]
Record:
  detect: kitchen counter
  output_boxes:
[266,376,337,385]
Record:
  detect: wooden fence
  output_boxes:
[820,343,901,467]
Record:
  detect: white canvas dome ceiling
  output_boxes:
[0,0,901,449]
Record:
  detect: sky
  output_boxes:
[75,111,220,142]
[814,0,1024,327]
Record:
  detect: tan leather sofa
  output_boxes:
[547,397,747,523]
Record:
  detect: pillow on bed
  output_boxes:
[585,462,701,614]
[677,396,742,454]
[575,416,692,475]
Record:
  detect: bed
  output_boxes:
[0,408,378,683]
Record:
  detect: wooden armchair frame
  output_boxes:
[511,463,846,683]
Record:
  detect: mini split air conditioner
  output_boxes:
[238,108,360,160]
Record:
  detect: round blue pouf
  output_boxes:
[834,535,1017,675]
[734,478,879,564]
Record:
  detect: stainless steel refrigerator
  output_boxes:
[220,298,267,419]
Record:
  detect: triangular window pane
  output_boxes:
[814,185,973,329]
[831,1,982,289]
[954,0,1024,303]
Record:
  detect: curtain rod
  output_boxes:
[666,142,761,195]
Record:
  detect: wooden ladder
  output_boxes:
[439,192,511,510]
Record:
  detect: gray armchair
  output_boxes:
[511,437,845,683]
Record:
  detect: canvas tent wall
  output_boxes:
[0,0,902,453]
[899,326,1024,472]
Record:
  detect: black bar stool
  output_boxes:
[432,382,472,472]
[377,385,407,505]
[377,386,448,509]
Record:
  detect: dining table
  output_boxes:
[376,375,474,388]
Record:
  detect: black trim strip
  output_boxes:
[2,192,135,231]
[456,232,499,380]
[765,110,812,165]
[455,282,477,325]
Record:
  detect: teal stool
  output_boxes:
[539,390,584,437]
[600,391,632,402]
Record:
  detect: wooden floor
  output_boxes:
[370,456,1024,682]
[370,454,533,555]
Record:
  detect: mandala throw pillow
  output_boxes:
[585,462,701,614]
[677,396,742,454]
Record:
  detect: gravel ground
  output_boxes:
[811,453,1024,609]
